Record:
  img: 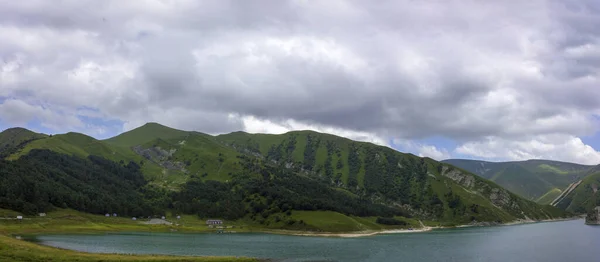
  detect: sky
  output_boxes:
[1,0,600,165]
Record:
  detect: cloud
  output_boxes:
[392,139,451,160]
[0,98,83,130]
[0,0,599,164]
[455,134,600,165]
[239,115,389,146]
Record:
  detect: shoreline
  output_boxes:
[3,215,582,239]
[257,216,582,238]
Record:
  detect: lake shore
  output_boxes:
[264,216,582,238]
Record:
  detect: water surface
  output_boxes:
[35,219,600,262]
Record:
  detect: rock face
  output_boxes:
[132,145,187,172]
[585,206,600,225]
[441,165,523,216]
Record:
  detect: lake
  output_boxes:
[33,219,599,262]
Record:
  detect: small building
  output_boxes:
[132,217,137,221]
[39,213,46,217]
[206,219,223,225]
[105,213,110,217]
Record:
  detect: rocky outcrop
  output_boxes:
[441,166,475,188]
[132,145,187,172]
[441,165,521,215]
[585,206,600,225]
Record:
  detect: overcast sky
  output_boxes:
[1,0,600,164]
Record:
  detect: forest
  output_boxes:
[0,149,160,216]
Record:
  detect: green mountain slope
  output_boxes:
[0,149,159,216]
[104,122,189,147]
[5,131,167,185]
[442,159,595,202]
[0,127,47,157]
[216,131,567,223]
[554,166,600,213]
[1,124,570,228]
[536,188,563,205]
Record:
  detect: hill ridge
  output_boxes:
[1,123,571,226]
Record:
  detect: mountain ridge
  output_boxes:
[0,123,571,229]
[442,158,596,205]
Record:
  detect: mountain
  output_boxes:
[442,159,595,204]
[0,127,47,157]
[0,124,569,229]
[104,122,190,147]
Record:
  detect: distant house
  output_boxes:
[39,213,46,217]
[206,219,223,225]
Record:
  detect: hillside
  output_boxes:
[554,167,600,213]
[104,122,190,147]
[0,124,570,229]
[0,149,159,216]
[442,159,595,203]
[215,130,568,223]
[0,127,47,157]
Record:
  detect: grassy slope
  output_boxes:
[442,159,594,202]
[0,128,47,155]
[104,122,189,147]
[536,188,562,205]
[0,128,46,142]
[0,234,255,262]
[218,130,376,187]
[143,133,242,182]
[288,211,419,232]
[218,131,569,224]
[557,171,600,213]
[7,132,165,179]
[0,208,415,235]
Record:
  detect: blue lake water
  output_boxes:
[34,219,600,262]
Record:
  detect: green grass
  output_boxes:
[0,234,257,262]
[0,127,47,156]
[557,171,600,213]
[287,211,417,232]
[443,159,595,202]
[104,122,189,147]
[290,211,365,232]
[537,164,569,175]
[0,209,247,235]
[536,188,562,205]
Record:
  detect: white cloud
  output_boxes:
[239,115,389,146]
[392,139,451,160]
[455,135,600,165]
[0,99,83,131]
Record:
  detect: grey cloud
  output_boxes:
[0,0,599,145]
